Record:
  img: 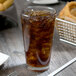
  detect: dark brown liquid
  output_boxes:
[21,11,55,68]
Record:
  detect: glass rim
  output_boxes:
[22,6,56,15]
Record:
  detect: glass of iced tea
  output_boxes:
[21,6,56,72]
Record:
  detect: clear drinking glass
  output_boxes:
[21,6,56,72]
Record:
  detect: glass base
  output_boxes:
[27,65,49,72]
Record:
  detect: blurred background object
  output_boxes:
[0,0,5,3]
[0,15,17,31]
[26,0,59,4]
[0,0,18,31]
[60,0,75,2]
[0,0,14,11]
[56,1,76,46]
